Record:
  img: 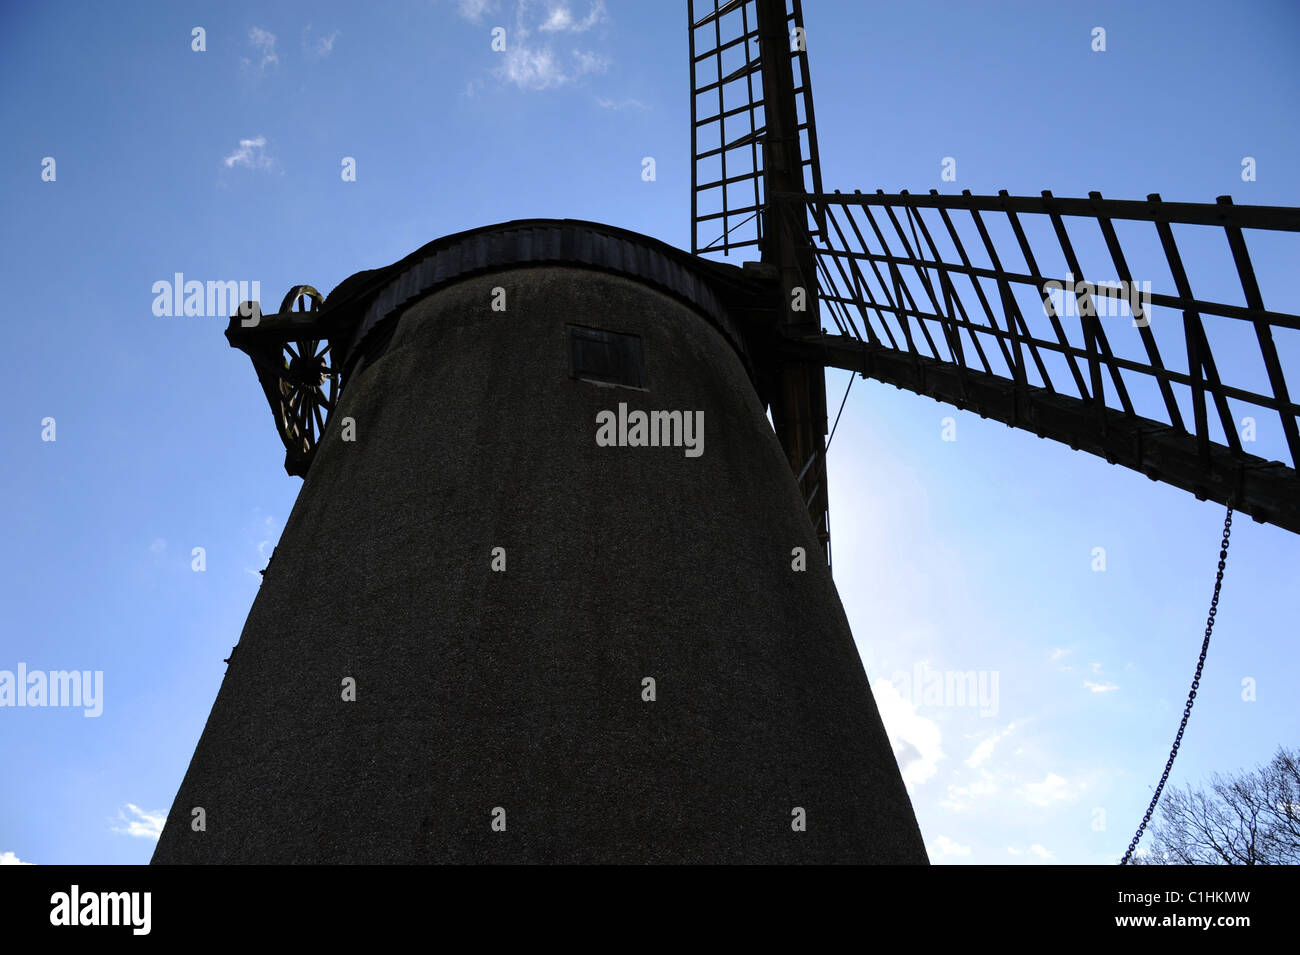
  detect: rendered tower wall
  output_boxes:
[153,235,928,864]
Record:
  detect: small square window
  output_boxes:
[567,325,646,389]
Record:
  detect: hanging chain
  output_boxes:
[1119,507,1233,865]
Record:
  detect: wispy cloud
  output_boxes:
[454,0,498,22]
[467,1,614,91]
[571,49,609,75]
[245,513,282,578]
[223,136,274,171]
[241,27,279,75]
[1008,843,1055,861]
[539,1,607,33]
[498,44,608,90]
[499,45,567,90]
[112,804,166,841]
[940,771,998,812]
[1,851,33,865]
[1019,772,1075,807]
[929,835,972,859]
[872,678,945,789]
[1083,680,1118,693]
[965,721,1018,769]
[1051,647,1075,671]
[596,96,648,111]
[303,25,340,59]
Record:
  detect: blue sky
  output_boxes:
[1,0,1297,865]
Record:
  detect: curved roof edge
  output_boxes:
[322,219,770,385]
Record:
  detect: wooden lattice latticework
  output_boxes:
[686,0,1300,539]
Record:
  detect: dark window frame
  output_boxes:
[566,324,648,390]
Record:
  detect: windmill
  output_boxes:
[153,1,1300,865]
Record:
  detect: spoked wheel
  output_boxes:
[274,287,337,472]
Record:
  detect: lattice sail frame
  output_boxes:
[689,0,823,256]
[686,1,1300,537]
[788,189,1300,534]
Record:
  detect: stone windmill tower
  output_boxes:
[154,0,1299,864]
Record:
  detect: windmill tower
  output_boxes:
[154,1,1300,864]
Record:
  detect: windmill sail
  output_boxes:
[688,0,823,256]
[689,0,834,560]
[690,1,1300,537]
[791,190,1300,534]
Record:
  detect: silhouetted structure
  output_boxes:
[154,222,926,863]
[155,0,1300,864]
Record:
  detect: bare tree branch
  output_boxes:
[1133,746,1299,864]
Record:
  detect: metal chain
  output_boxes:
[1119,507,1233,865]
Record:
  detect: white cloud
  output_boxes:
[303,26,340,59]
[499,45,567,90]
[112,804,166,841]
[149,538,167,554]
[487,2,613,91]
[966,721,1017,769]
[497,45,607,90]
[1008,843,1054,860]
[539,1,606,33]
[872,678,944,789]
[455,0,497,22]
[571,49,609,75]
[596,96,648,110]
[1049,648,1072,662]
[1020,772,1075,807]
[223,136,274,170]
[1,851,33,865]
[940,772,998,812]
[246,513,282,578]
[540,6,574,31]
[242,27,279,75]
[249,27,277,56]
[1083,680,1118,693]
[929,835,971,858]
[1090,662,1103,674]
